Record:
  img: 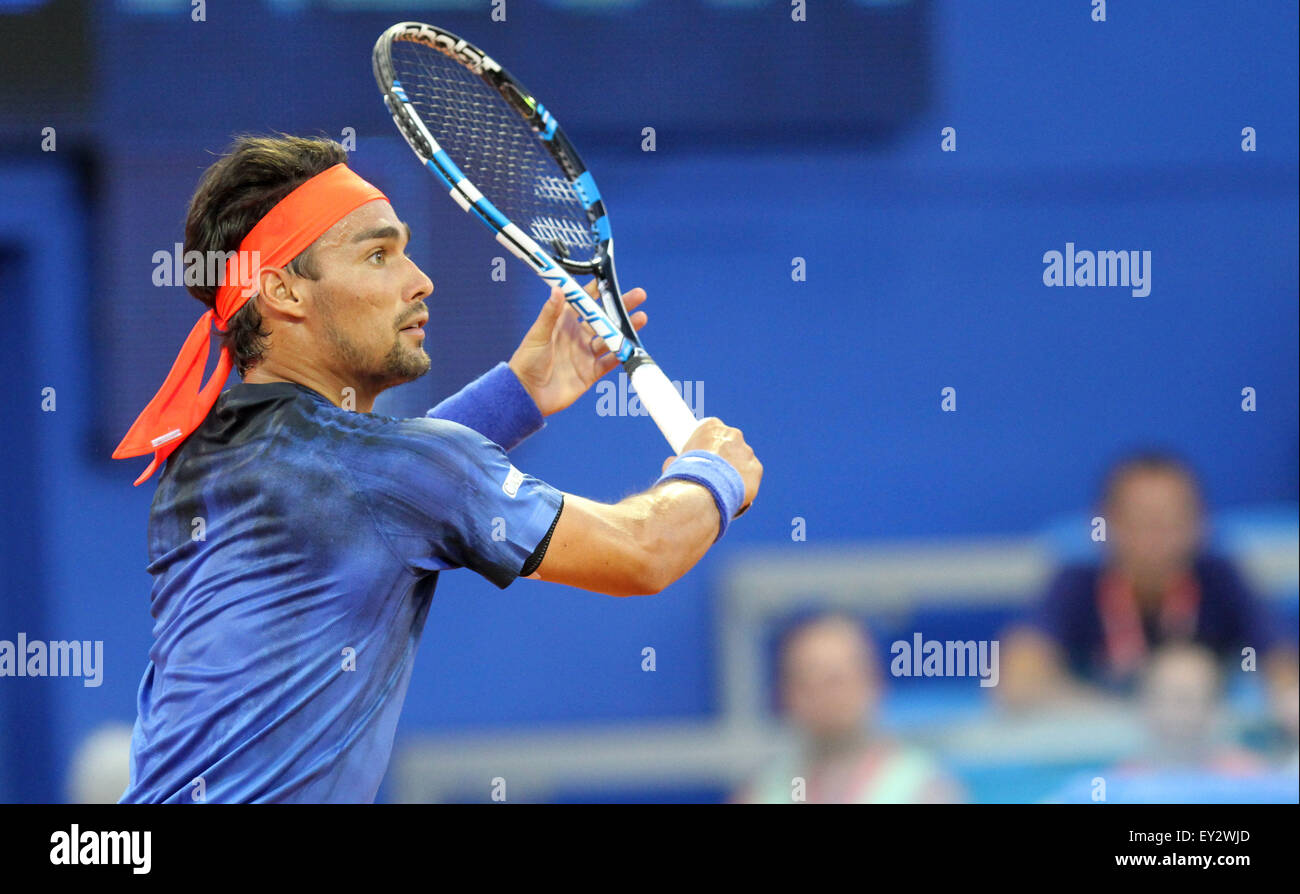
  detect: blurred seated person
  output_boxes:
[731,613,964,804]
[1266,654,1299,770]
[1000,451,1290,710]
[1043,643,1293,803]
[1124,642,1264,773]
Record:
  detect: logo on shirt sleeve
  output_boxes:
[502,465,524,498]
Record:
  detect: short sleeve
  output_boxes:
[1032,567,1083,644]
[1199,556,1279,655]
[345,415,563,589]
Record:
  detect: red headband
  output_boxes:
[113,163,388,485]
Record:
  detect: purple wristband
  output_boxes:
[427,362,544,452]
[655,450,747,542]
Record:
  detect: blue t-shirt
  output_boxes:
[119,381,563,803]
[1033,555,1277,688]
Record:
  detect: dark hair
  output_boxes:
[1101,450,1202,510]
[773,609,877,672]
[183,134,348,376]
[766,609,877,714]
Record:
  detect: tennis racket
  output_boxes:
[372,21,702,453]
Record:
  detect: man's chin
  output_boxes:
[389,350,432,384]
[390,366,430,387]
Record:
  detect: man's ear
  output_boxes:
[257,266,307,320]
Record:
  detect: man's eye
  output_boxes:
[369,249,386,264]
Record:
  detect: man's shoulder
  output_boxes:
[1047,561,1104,595]
[327,410,508,499]
[348,410,493,460]
[1192,553,1254,602]
[1193,552,1245,583]
[221,383,485,452]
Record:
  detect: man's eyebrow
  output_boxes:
[351,221,412,244]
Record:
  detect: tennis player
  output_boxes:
[113,135,761,803]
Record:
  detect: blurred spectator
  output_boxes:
[67,722,134,804]
[731,613,963,804]
[1125,643,1263,773]
[1000,451,1291,709]
[1042,643,1295,803]
[1267,655,1299,770]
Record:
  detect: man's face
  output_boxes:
[294,200,434,391]
[1107,470,1202,580]
[780,621,877,740]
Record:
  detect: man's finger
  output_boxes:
[527,288,566,339]
[575,284,647,342]
[587,310,647,353]
[581,280,647,312]
[620,288,647,313]
[594,351,619,378]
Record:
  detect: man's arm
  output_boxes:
[427,362,544,451]
[531,418,761,597]
[532,485,718,596]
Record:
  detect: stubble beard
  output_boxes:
[378,330,432,382]
[321,305,431,394]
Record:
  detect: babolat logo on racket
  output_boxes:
[399,25,501,76]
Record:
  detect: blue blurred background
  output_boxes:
[1,0,1296,803]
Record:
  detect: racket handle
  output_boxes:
[628,361,702,454]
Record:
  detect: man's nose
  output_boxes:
[409,261,434,301]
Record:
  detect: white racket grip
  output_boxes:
[629,362,702,454]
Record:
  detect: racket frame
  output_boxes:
[373,21,701,453]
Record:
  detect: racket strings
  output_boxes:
[391,41,596,259]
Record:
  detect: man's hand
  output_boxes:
[508,280,647,417]
[663,417,763,514]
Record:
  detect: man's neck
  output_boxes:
[242,364,378,412]
[807,728,870,766]
[1119,566,1187,608]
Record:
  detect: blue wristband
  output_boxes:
[427,362,544,452]
[656,450,746,542]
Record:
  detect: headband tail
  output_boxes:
[112,310,225,471]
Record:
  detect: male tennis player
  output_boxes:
[113,136,761,803]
